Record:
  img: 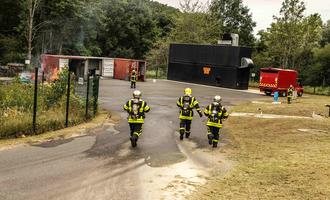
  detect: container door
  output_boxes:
[138,61,146,81]
[102,58,114,77]
[59,58,69,69]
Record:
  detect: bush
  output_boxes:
[304,86,330,96]
[0,68,91,139]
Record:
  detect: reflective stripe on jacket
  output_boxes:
[287,88,294,97]
[204,104,229,128]
[123,99,150,123]
[176,96,201,120]
[131,73,137,82]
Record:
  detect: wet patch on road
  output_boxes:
[29,137,76,148]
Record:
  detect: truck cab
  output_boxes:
[259,67,304,97]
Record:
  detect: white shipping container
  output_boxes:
[102,58,114,77]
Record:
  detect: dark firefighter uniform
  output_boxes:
[123,91,150,147]
[176,88,203,140]
[287,86,294,104]
[204,98,229,148]
[131,70,137,89]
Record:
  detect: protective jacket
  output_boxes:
[204,104,229,128]
[287,87,294,97]
[123,99,150,123]
[176,95,201,120]
[131,72,137,82]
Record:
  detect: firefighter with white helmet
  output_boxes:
[123,90,150,147]
[204,95,229,148]
[176,88,203,140]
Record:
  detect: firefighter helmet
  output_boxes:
[133,90,141,99]
[213,95,222,103]
[184,88,192,95]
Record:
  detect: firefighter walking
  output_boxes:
[176,88,203,140]
[287,85,294,104]
[130,69,137,89]
[123,90,150,147]
[204,95,229,148]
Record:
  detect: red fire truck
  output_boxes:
[259,67,304,96]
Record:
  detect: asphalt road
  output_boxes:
[0,79,263,200]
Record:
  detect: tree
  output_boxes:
[148,1,178,38]
[320,20,330,47]
[313,45,330,86]
[262,0,322,70]
[35,0,98,56]
[0,0,25,64]
[20,0,42,62]
[251,30,274,78]
[166,0,218,44]
[209,0,256,46]
[98,0,157,59]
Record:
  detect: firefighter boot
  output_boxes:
[212,141,218,148]
[208,134,213,145]
[130,135,138,148]
[185,131,190,138]
[179,129,184,140]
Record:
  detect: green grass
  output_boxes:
[189,99,330,200]
[0,74,95,139]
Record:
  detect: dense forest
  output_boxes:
[0,0,329,86]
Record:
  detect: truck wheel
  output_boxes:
[265,90,272,96]
[297,91,303,97]
[282,92,286,97]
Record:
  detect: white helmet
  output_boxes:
[133,90,142,99]
[213,95,222,103]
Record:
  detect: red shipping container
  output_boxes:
[113,58,146,81]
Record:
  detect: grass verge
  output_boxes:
[231,94,330,117]
[0,111,109,149]
[189,97,330,200]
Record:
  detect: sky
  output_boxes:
[153,0,330,34]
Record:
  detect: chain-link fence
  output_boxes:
[0,67,100,139]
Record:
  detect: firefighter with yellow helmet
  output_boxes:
[176,88,203,140]
[204,95,229,148]
[287,85,294,104]
[123,90,150,147]
[130,69,137,89]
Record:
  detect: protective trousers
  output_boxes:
[207,126,220,147]
[131,81,136,89]
[129,123,143,140]
[179,119,191,140]
[287,95,293,104]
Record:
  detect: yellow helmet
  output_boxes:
[184,88,192,95]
